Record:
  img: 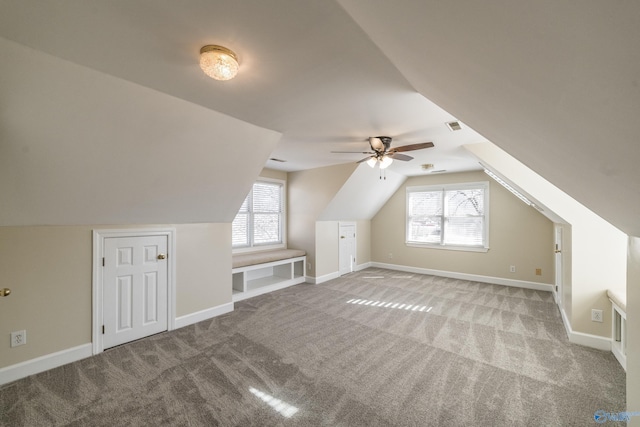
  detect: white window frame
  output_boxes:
[406,181,490,252]
[233,178,286,253]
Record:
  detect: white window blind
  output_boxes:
[407,182,488,249]
[233,180,284,248]
[252,182,281,245]
[232,197,249,247]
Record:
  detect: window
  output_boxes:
[233,180,284,249]
[406,182,489,251]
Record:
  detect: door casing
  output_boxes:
[339,222,356,275]
[554,224,563,307]
[92,228,176,354]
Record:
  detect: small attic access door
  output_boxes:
[339,222,356,276]
[92,228,176,354]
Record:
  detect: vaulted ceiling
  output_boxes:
[1,1,639,235]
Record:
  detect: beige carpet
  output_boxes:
[0,268,626,426]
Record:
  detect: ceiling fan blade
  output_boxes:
[331,151,374,154]
[390,153,413,161]
[392,142,434,152]
[356,156,374,163]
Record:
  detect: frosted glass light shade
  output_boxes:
[200,45,239,81]
[367,157,377,168]
[379,156,393,169]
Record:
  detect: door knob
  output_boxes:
[157,254,166,260]
[554,250,561,253]
[340,236,345,239]
[0,288,11,297]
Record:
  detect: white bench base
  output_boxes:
[608,289,627,371]
[232,256,306,302]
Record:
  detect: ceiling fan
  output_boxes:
[332,136,434,169]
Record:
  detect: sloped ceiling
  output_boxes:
[338,0,640,236]
[318,164,406,221]
[1,1,639,235]
[0,0,487,178]
[0,38,280,225]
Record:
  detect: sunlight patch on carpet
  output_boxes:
[346,298,432,313]
[249,387,299,418]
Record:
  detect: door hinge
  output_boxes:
[556,285,558,292]
[102,325,105,334]
[102,257,105,267]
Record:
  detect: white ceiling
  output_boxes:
[0,0,486,176]
[1,0,639,235]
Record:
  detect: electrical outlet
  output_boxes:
[509,265,516,273]
[591,309,603,323]
[11,330,26,348]
[535,268,542,276]
[388,253,393,259]
[307,262,311,271]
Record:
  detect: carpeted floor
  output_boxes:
[0,268,626,426]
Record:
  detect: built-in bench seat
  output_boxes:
[232,249,307,302]
[607,289,627,371]
[232,249,306,269]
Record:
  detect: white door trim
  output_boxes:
[339,221,357,275]
[554,224,563,308]
[92,228,176,355]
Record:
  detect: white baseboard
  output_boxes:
[0,343,92,386]
[371,262,554,292]
[560,307,611,351]
[174,302,234,329]
[307,271,340,284]
[355,262,372,271]
[307,263,372,284]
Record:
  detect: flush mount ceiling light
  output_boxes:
[199,45,239,81]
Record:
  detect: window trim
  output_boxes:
[233,177,286,253]
[405,181,490,252]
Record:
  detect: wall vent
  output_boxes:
[446,121,462,131]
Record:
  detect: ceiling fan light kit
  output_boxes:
[332,136,435,173]
[199,45,239,81]
[379,156,393,169]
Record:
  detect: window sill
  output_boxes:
[406,242,489,253]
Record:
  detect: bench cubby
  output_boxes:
[232,250,306,302]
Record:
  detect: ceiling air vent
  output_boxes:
[269,158,286,162]
[430,169,447,174]
[446,121,462,131]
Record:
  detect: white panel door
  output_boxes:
[103,235,168,349]
[339,224,356,276]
